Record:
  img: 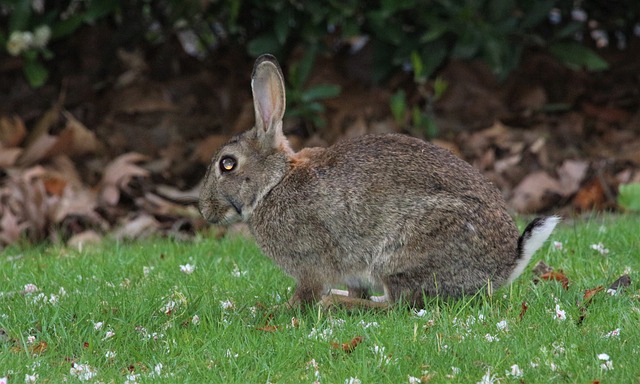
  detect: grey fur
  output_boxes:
[199,54,558,308]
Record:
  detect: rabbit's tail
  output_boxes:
[507,216,560,284]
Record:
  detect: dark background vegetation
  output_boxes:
[1,0,640,248]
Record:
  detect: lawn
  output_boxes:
[1,215,639,383]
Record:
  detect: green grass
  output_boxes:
[1,215,639,383]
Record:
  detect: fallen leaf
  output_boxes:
[0,115,26,147]
[557,160,589,195]
[519,301,529,321]
[583,286,604,301]
[330,336,364,353]
[532,261,553,276]
[608,274,631,293]
[99,153,149,206]
[540,271,570,290]
[510,171,562,213]
[256,324,280,332]
[573,177,607,211]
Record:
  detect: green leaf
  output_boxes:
[8,0,31,32]
[51,15,84,39]
[301,84,341,102]
[274,10,291,45]
[23,59,49,88]
[295,46,319,87]
[548,42,609,72]
[247,34,282,57]
[618,183,640,212]
[390,90,407,126]
[410,50,424,81]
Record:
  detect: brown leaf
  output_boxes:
[573,178,607,211]
[608,274,631,293]
[0,146,22,167]
[330,336,364,353]
[532,261,553,276]
[0,115,26,147]
[291,317,300,328]
[43,176,68,197]
[256,324,280,332]
[510,171,562,213]
[557,160,589,196]
[540,271,570,290]
[519,301,529,321]
[99,153,149,206]
[583,286,604,302]
[28,341,48,355]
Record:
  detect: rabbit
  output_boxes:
[199,54,559,309]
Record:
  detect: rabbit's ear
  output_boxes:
[251,55,286,141]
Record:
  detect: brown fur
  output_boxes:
[199,54,557,309]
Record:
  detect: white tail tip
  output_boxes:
[507,216,560,284]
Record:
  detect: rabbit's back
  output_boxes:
[251,133,520,298]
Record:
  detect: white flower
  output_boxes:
[308,327,333,341]
[496,320,508,331]
[103,330,115,340]
[553,241,563,250]
[93,321,104,330]
[345,378,361,384]
[506,364,523,378]
[32,25,51,48]
[590,243,609,255]
[571,8,588,22]
[371,345,392,366]
[225,349,238,358]
[599,353,613,370]
[219,300,234,310]
[27,335,36,344]
[413,309,427,317]
[179,264,196,274]
[451,367,461,375]
[70,363,97,381]
[606,288,617,296]
[143,266,154,276]
[7,31,34,56]
[23,284,38,293]
[408,376,421,383]
[231,266,247,277]
[554,304,566,321]
[484,333,499,342]
[603,328,620,338]
[477,368,498,384]
[152,363,163,377]
[124,373,140,384]
[192,314,201,325]
[105,351,116,359]
[358,320,379,329]
[24,373,38,383]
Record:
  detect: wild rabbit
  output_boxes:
[199,54,559,309]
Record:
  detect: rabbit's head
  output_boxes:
[199,55,293,224]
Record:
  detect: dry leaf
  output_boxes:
[29,341,48,355]
[583,286,604,301]
[0,115,26,147]
[540,271,570,290]
[519,301,529,321]
[256,324,280,332]
[532,261,554,276]
[113,214,159,240]
[330,336,364,353]
[608,274,631,293]
[99,153,149,206]
[510,171,562,213]
[573,178,607,211]
[557,160,589,195]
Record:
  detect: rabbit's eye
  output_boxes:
[220,156,237,173]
